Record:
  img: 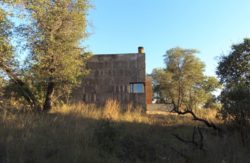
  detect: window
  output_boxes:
[129,82,145,93]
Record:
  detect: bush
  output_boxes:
[219,86,250,122]
[217,38,250,124]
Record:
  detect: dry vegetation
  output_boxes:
[0,101,249,163]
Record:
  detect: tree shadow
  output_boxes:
[0,110,249,163]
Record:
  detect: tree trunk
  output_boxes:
[43,79,55,111]
[0,63,40,110]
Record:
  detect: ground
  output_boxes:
[0,101,249,163]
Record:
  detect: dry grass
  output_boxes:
[52,100,153,125]
[0,101,249,163]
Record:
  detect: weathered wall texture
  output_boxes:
[72,51,148,109]
[146,77,153,105]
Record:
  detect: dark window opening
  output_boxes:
[129,82,145,93]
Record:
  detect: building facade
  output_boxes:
[72,47,152,109]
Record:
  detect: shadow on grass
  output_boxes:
[0,110,249,163]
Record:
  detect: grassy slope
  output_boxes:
[0,102,249,163]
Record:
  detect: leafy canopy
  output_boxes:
[217,38,250,121]
[0,0,91,110]
[153,47,220,110]
[21,0,90,83]
[0,7,14,72]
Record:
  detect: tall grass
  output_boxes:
[0,101,249,162]
[52,100,153,124]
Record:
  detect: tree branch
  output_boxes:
[171,107,221,132]
[0,63,40,110]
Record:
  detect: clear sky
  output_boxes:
[84,0,250,76]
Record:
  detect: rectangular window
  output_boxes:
[129,82,145,93]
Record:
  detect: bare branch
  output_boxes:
[172,107,221,132]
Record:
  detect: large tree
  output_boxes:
[217,38,250,123]
[153,47,221,131]
[152,48,222,154]
[152,47,220,111]
[1,0,90,111]
[0,7,39,108]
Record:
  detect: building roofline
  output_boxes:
[93,53,145,56]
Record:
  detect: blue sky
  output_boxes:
[85,0,250,76]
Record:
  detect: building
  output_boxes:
[72,47,152,110]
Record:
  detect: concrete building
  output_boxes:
[72,47,152,109]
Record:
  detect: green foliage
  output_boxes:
[22,0,90,83]
[152,47,221,110]
[20,0,91,110]
[152,68,168,103]
[204,95,221,110]
[0,1,91,110]
[202,76,221,109]
[217,38,250,122]
[217,38,250,86]
[0,8,14,70]
[0,8,19,107]
[202,76,221,93]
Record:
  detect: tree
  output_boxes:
[217,38,250,124]
[153,47,221,130]
[152,68,168,103]
[153,47,220,110]
[1,0,90,111]
[23,0,90,110]
[202,76,222,109]
[0,7,39,109]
